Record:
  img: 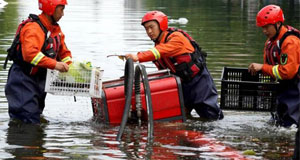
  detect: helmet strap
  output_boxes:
[51,16,57,24]
[271,22,282,40]
[154,30,163,43]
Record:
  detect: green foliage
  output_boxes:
[59,61,92,83]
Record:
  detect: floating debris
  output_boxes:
[243,149,256,155]
[169,18,188,24]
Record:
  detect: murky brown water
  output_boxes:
[0,0,299,159]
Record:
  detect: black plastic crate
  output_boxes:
[220,67,279,111]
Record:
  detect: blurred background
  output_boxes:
[0,0,299,159]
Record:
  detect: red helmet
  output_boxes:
[256,4,284,27]
[38,0,68,16]
[141,11,168,31]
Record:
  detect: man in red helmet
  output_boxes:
[4,0,72,124]
[126,11,224,120]
[248,4,300,127]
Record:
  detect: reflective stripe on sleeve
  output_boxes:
[150,47,161,60]
[272,65,282,80]
[31,52,45,66]
[62,56,72,63]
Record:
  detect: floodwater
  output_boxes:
[0,0,299,159]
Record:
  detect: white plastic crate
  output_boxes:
[45,67,103,98]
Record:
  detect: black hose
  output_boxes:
[116,58,134,141]
[134,64,154,140]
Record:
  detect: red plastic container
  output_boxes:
[92,71,186,124]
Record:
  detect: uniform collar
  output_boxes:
[156,31,168,44]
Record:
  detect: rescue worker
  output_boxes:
[248,4,300,127]
[5,0,72,124]
[125,11,224,120]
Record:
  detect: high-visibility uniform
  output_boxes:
[262,26,300,127]
[5,13,72,123]
[138,30,223,120]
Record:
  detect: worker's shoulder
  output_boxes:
[281,34,300,48]
[21,21,44,35]
[167,31,189,42]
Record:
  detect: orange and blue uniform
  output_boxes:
[138,31,194,62]
[5,13,72,123]
[20,13,72,69]
[262,26,300,80]
[262,25,300,126]
[138,29,223,119]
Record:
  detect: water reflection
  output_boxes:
[5,121,46,159]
